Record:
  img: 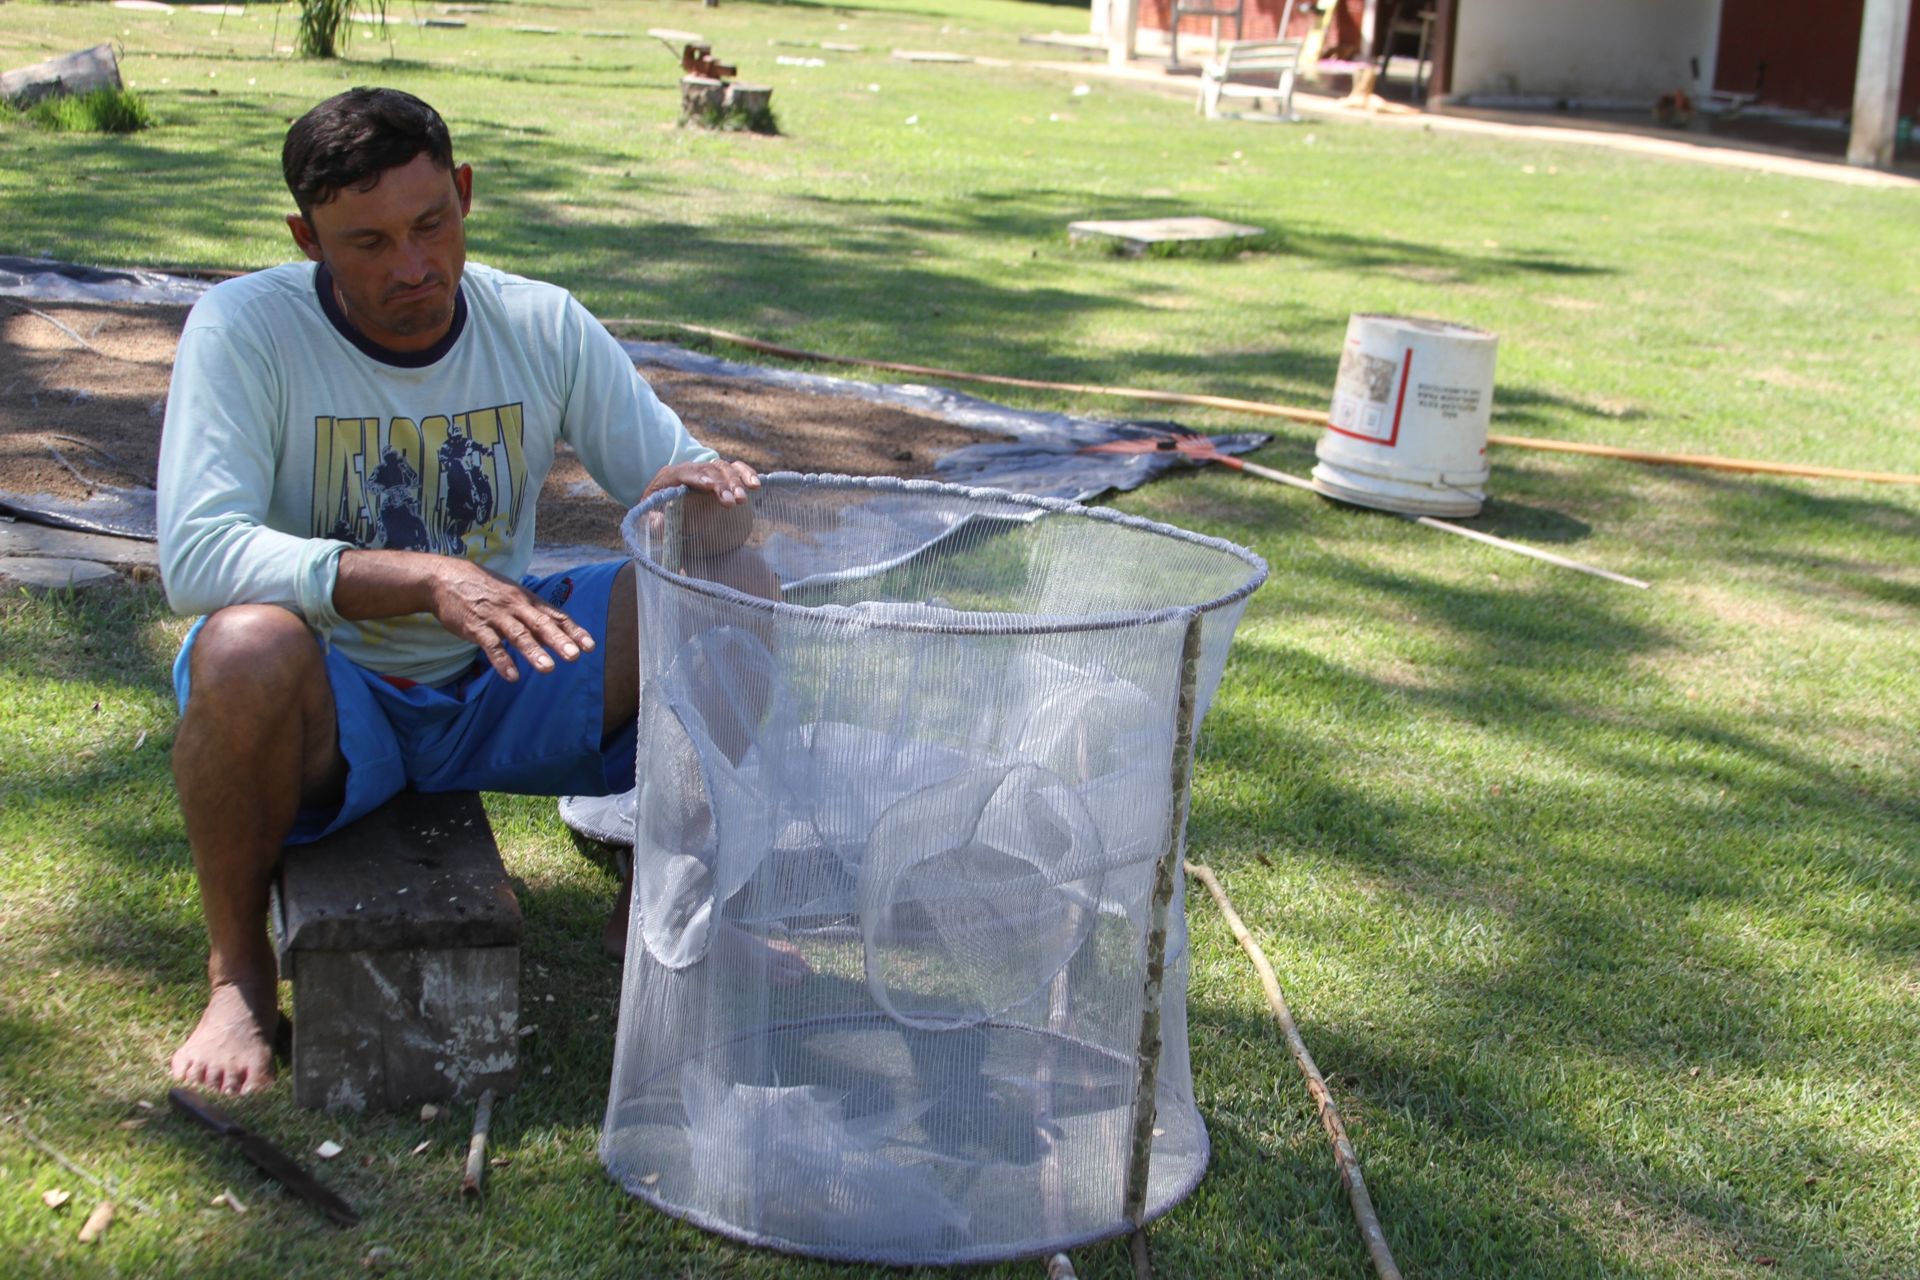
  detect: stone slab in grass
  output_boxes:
[2,43,122,107]
[0,556,120,591]
[1068,215,1267,256]
[0,520,157,567]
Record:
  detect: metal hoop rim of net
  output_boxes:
[620,472,1270,638]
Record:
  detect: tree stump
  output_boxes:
[680,75,725,120]
[725,84,773,115]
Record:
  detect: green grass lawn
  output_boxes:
[3,2,1918,1277]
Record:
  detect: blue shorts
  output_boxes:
[173,560,637,845]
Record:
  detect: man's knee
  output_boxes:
[187,605,327,710]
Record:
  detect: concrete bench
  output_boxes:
[270,790,523,1112]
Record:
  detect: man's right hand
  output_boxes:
[425,557,595,681]
[335,550,596,681]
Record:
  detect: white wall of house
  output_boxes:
[1451,0,1722,104]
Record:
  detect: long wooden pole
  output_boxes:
[1122,615,1206,1248]
[605,319,1331,426]
[1481,431,1920,487]
[608,319,1920,487]
[1186,862,1403,1280]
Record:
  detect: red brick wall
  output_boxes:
[1139,0,1322,45]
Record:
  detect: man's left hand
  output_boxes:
[645,459,760,506]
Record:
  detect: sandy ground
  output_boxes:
[0,300,1006,551]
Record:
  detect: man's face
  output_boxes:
[288,153,473,353]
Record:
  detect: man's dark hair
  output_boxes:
[282,87,454,218]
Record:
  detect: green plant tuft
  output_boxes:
[683,102,781,136]
[22,87,154,134]
[297,0,387,59]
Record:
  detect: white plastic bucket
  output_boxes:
[1311,314,1498,517]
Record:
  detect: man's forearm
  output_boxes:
[331,549,455,622]
[332,550,597,680]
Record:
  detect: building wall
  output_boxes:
[1139,0,1319,45]
[1449,0,1722,103]
[1717,0,1920,116]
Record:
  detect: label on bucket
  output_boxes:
[1329,343,1411,446]
[1414,381,1484,421]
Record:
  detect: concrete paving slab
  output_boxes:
[0,520,158,567]
[1069,215,1265,254]
[0,556,121,591]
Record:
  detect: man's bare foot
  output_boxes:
[716,923,812,988]
[171,980,281,1096]
[604,862,810,986]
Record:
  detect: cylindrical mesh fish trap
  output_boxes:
[603,474,1266,1264]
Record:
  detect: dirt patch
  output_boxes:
[0,302,181,500]
[0,300,1008,551]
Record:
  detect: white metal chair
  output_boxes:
[1198,35,1306,121]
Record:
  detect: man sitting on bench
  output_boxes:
[157,87,758,1095]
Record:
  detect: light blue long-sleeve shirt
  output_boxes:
[157,260,713,683]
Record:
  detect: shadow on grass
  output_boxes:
[1,103,1612,423]
[1669,469,1920,618]
[1177,522,1916,1270]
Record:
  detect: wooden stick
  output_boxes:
[602,318,1333,426]
[1484,431,1920,487]
[1129,1228,1154,1280]
[1185,863,1403,1280]
[4,1118,158,1215]
[1229,457,1320,493]
[1227,456,1651,589]
[606,318,1920,487]
[460,1089,495,1198]
[2,301,112,359]
[1122,616,1205,1232]
[1409,513,1651,589]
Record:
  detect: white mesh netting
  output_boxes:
[602,474,1266,1264]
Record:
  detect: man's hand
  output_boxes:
[426,558,596,681]
[643,458,760,506]
[334,550,595,682]
[645,458,761,556]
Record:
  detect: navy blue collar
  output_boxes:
[315,262,467,368]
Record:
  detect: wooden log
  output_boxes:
[1,44,122,108]
[680,75,725,119]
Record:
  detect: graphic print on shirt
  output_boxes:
[310,403,528,559]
